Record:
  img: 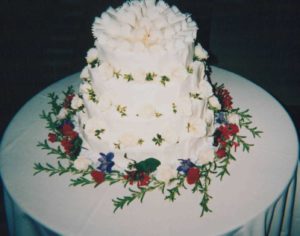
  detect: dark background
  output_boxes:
[0,0,299,234]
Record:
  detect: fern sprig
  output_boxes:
[112,180,165,213]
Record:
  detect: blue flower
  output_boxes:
[97,152,115,173]
[215,112,227,124]
[177,159,195,174]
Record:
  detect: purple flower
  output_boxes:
[215,112,227,124]
[97,152,115,173]
[177,159,195,174]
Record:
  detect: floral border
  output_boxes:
[35,78,262,216]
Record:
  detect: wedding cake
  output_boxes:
[77,0,218,174]
[37,0,260,214]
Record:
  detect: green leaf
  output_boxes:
[135,158,161,173]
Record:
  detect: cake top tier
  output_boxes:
[92,0,198,74]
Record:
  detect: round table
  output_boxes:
[0,67,299,236]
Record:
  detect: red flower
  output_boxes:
[91,170,105,184]
[217,124,239,142]
[137,172,150,187]
[61,138,73,154]
[61,123,73,135]
[216,148,227,158]
[63,94,75,108]
[68,130,78,140]
[228,124,239,135]
[217,88,233,110]
[186,167,200,185]
[218,125,231,140]
[124,171,136,185]
[48,133,57,143]
[61,123,78,140]
[218,139,227,148]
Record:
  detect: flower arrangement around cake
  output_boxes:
[34,0,262,216]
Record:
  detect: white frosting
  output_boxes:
[92,0,197,75]
[76,0,217,171]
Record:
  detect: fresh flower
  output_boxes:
[86,48,99,64]
[216,87,233,110]
[63,94,75,109]
[74,157,92,171]
[215,112,227,124]
[137,172,150,187]
[57,108,68,120]
[216,148,226,158]
[124,171,137,185]
[208,96,221,110]
[177,159,195,174]
[97,152,115,173]
[194,43,209,60]
[71,95,84,110]
[124,171,150,187]
[61,122,78,140]
[61,138,73,155]
[48,133,57,143]
[186,167,200,185]
[91,170,105,184]
[213,123,240,152]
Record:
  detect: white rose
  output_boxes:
[80,66,90,80]
[227,113,240,125]
[86,48,98,64]
[197,148,215,165]
[71,95,83,110]
[195,43,209,60]
[187,118,207,137]
[138,104,156,118]
[208,96,221,110]
[198,80,213,98]
[57,108,68,119]
[74,157,92,171]
[120,133,138,148]
[155,164,177,183]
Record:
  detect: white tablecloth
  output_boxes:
[1,67,299,236]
